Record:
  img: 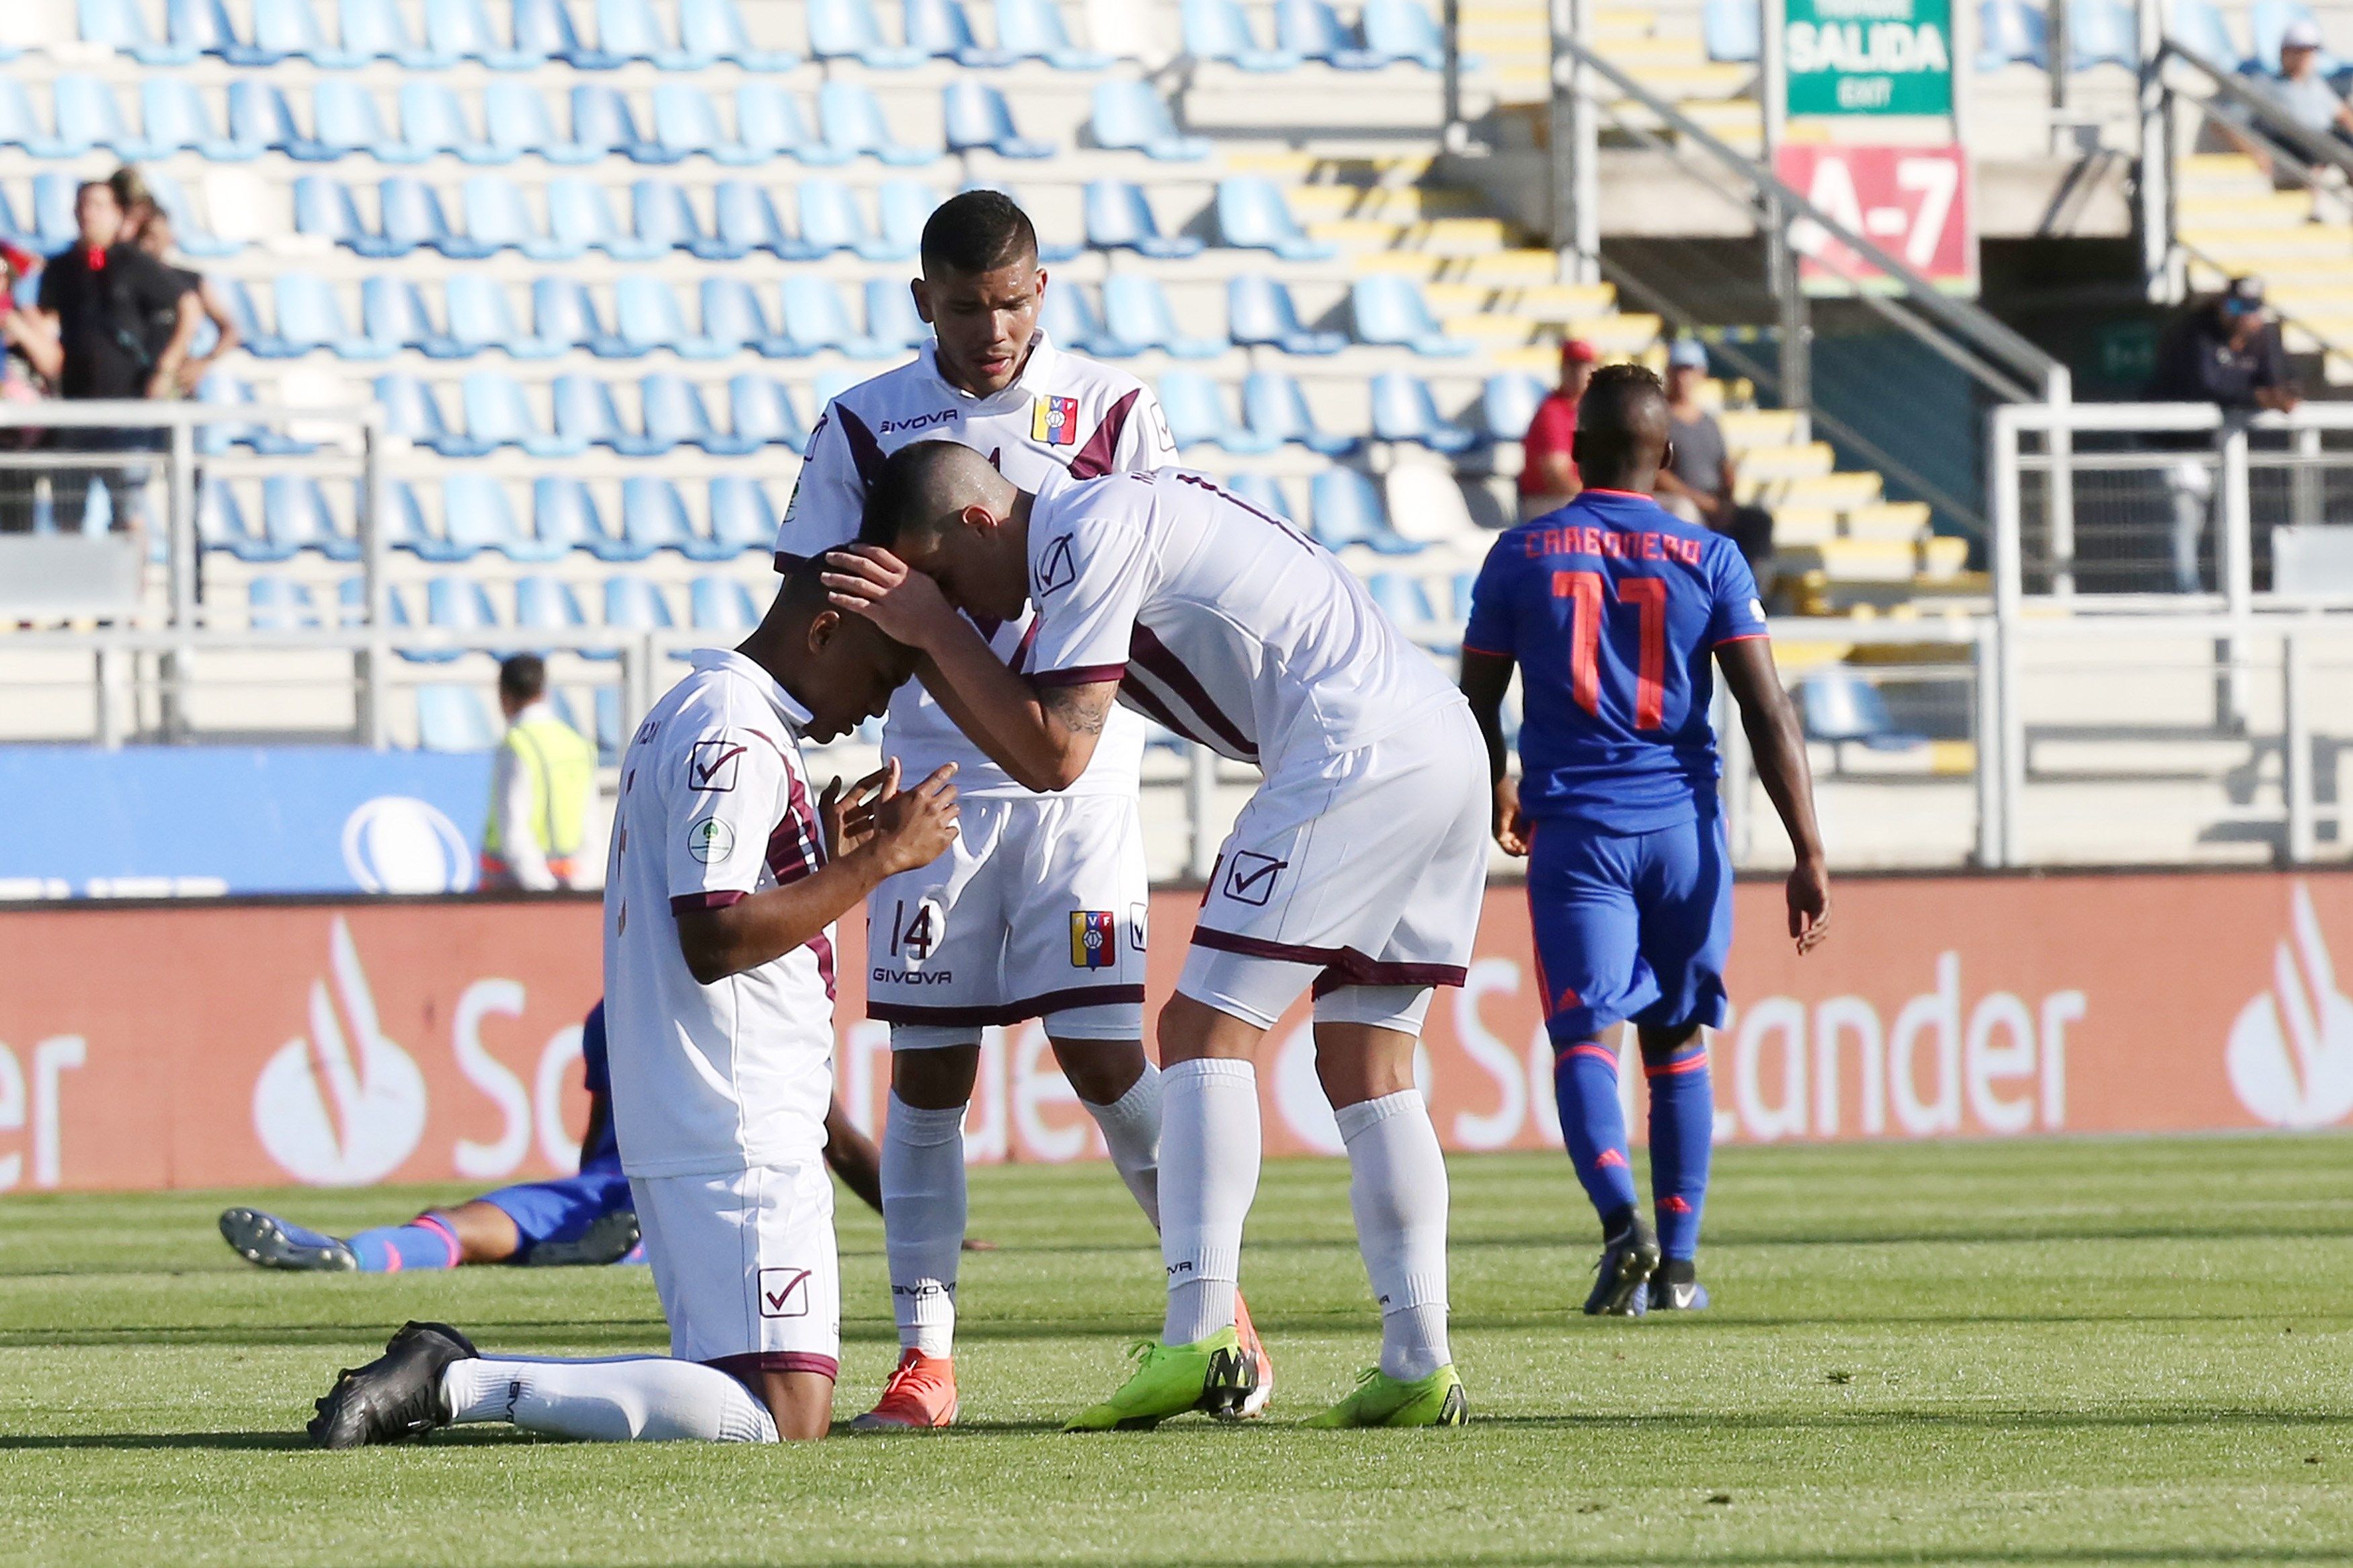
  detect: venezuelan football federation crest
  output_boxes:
[1070,909,1117,968]
[1033,394,1080,446]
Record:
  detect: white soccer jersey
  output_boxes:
[773,332,1172,799]
[1024,468,1464,776]
[602,649,837,1179]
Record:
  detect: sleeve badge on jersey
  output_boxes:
[686,817,736,864]
[1070,909,1117,968]
[1035,533,1077,595]
[688,738,743,792]
[1033,394,1080,446]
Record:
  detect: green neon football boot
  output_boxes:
[1064,1329,1256,1432]
[1303,1364,1468,1429]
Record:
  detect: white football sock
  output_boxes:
[1080,1058,1162,1229]
[441,1356,777,1443]
[1334,1089,1452,1383]
[881,1093,967,1359]
[1159,1058,1260,1347]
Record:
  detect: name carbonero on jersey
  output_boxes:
[1519,524,1707,567]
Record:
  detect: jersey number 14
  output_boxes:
[1552,569,1667,729]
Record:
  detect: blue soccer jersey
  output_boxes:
[1464,489,1768,834]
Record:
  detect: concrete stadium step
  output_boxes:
[1285,185,1486,221]
[1612,62,1755,100]
[1734,441,1837,483]
[1718,408,1804,452]
[1844,501,1936,542]
[1309,215,1517,253]
[2176,153,2278,198]
[2175,192,2321,230]
[1741,470,1884,509]
[2180,224,2353,261]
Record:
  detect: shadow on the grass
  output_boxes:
[0,1431,310,1451]
[1470,1408,2353,1432]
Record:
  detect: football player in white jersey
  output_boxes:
[774,191,1269,1428]
[305,562,960,1448]
[832,445,1490,1431]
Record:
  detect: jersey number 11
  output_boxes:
[1551,570,1667,729]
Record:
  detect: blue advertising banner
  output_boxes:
[0,747,494,898]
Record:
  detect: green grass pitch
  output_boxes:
[3,1136,2351,1566]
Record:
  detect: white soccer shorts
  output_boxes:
[1179,700,1491,1032]
[865,792,1149,1046]
[631,1158,840,1378]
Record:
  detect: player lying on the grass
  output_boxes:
[307,559,960,1448]
[831,444,1489,1430]
[772,190,1252,1430]
[1457,363,1829,1317]
[221,997,910,1271]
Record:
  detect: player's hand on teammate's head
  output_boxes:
[823,546,959,651]
[1787,858,1830,955]
[1492,776,1531,858]
[867,763,961,875]
[819,761,898,860]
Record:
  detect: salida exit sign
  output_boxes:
[1784,0,1954,117]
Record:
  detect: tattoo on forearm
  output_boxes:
[1041,686,1110,736]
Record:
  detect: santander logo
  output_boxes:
[2227,882,2353,1130]
[251,917,428,1184]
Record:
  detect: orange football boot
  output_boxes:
[850,1349,958,1430]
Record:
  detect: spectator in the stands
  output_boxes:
[22,181,197,534]
[481,655,599,893]
[1518,337,1597,518]
[0,244,48,532]
[2145,276,2299,593]
[1653,337,1775,575]
[2263,18,2353,142]
[130,207,238,395]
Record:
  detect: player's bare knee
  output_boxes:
[1310,1023,1419,1109]
[1047,1035,1146,1104]
[760,1371,836,1441]
[1158,992,1262,1065]
[891,1044,982,1109]
[438,1201,524,1266]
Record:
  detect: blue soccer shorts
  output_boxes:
[479,1157,634,1256]
[1526,811,1733,1043]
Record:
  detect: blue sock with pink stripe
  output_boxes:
[346,1215,463,1273]
[1552,1038,1639,1238]
[1642,1038,1713,1261]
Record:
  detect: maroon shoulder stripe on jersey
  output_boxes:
[1127,625,1257,759]
[834,403,887,487]
[1033,662,1127,687]
[1067,388,1139,479]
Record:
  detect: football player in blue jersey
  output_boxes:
[1460,362,1830,1317]
[220,1002,900,1272]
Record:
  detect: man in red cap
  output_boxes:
[1519,337,1597,519]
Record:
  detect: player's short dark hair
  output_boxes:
[858,440,983,548]
[1585,362,1663,405]
[920,190,1038,278]
[498,653,547,703]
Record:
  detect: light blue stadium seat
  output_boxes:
[945,80,1055,157]
[1099,274,1224,358]
[653,83,754,163]
[557,372,662,456]
[428,472,533,561]
[455,173,547,257]
[604,577,676,633]
[82,0,197,63]
[402,81,495,162]
[1978,0,2049,68]
[227,79,303,158]
[444,276,545,357]
[426,0,542,67]
[711,474,782,550]
[274,274,370,358]
[362,276,461,356]
[737,84,827,162]
[819,80,938,163]
[909,0,1004,62]
[1183,0,1300,67]
[248,576,321,630]
[2069,0,2136,68]
[347,177,442,257]
[534,474,629,559]
[0,81,46,151]
[483,81,592,163]
[524,0,606,63]
[637,178,725,257]
[1703,0,1761,62]
[221,279,285,358]
[172,0,261,63]
[1309,467,1418,554]
[598,0,692,65]
[32,172,83,254]
[1090,79,1212,159]
[371,479,434,554]
[729,374,807,450]
[1482,371,1547,440]
[2169,0,2242,68]
[463,369,573,457]
[797,178,877,257]
[1218,177,1335,259]
[621,479,697,550]
[264,473,360,559]
[1800,669,1925,751]
[339,0,436,63]
[1228,274,1345,354]
[200,479,268,555]
[715,179,802,258]
[515,577,591,649]
[680,0,799,68]
[865,278,928,350]
[699,276,785,355]
[535,276,629,356]
[1223,471,1295,522]
[314,79,410,162]
[416,685,500,747]
[1277,0,1378,67]
[779,274,889,356]
[1086,179,1203,257]
[193,374,275,455]
[995,0,1109,64]
[1361,0,1446,66]
[1371,371,1476,453]
[425,577,506,657]
[50,75,153,159]
[875,179,934,259]
[692,576,763,632]
[1350,275,1472,355]
[549,175,656,259]
[1244,369,1356,455]
[809,0,928,65]
[1160,370,1276,454]
[1040,279,1105,352]
[573,83,660,161]
[376,372,475,456]
[253,0,342,62]
[665,473,750,557]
